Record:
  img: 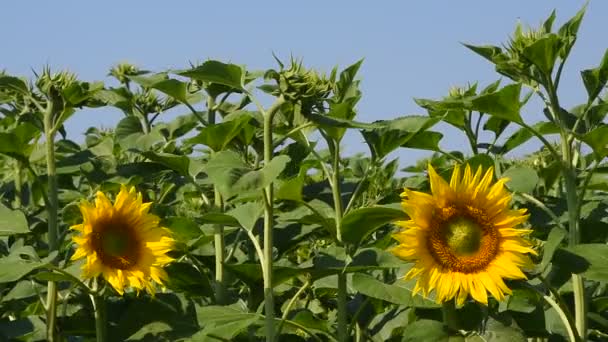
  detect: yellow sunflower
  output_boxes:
[70,185,174,295]
[392,164,536,306]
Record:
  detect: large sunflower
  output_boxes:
[71,185,174,295]
[392,164,536,306]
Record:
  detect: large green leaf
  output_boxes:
[0,75,29,95]
[226,201,264,232]
[402,320,456,342]
[205,151,290,199]
[502,166,539,194]
[581,48,608,102]
[340,206,405,246]
[0,247,44,283]
[522,34,561,76]
[582,125,608,159]
[361,116,439,160]
[471,84,522,123]
[186,115,251,152]
[501,121,559,154]
[141,151,191,177]
[561,244,608,281]
[351,273,438,308]
[177,60,244,90]
[539,227,567,271]
[0,203,29,236]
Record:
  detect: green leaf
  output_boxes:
[463,44,505,64]
[151,78,190,103]
[507,288,540,313]
[164,217,202,242]
[562,244,608,281]
[276,175,305,201]
[502,166,539,193]
[0,247,44,283]
[501,121,559,154]
[465,154,495,171]
[165,262,213,298]
[582,125,608,159]
[226,201,264,232]
[205,151,290,199]
[471,84,522,123]
[0,203,29,235]
[401,131,443,151]
[540,227,567,271]
[177,60,244,90]
[0,75,29,95]
[361,116,439,160]
[522,34,561,76]
[115,116,143,140]
[141,151,191,177]
[351,273,438,308]
[402,320,456,342]
[581,48,608,102]
[186,115,251,152]
[341,206,405,246]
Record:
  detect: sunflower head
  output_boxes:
[392,164,536,306]
[71,185,175,295]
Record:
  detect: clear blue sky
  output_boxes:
[3,1,605,166]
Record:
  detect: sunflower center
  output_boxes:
[91,218,141,270]
[444,217,482,256]
[426,205,500,274]
[101,230,130,257]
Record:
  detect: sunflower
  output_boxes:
[392,164,536,306]
[70,185,174,295]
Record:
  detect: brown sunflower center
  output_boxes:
[427,205,500,273]
[91,217,141,270]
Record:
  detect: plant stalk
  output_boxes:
[441,301,460,333]
[90,293,107,342]
[329,141,347,342]
[13,161,22,207]
[261,96,284,342]
[44,100,59,342]
[208,96,227,304]
[547,75,586,341]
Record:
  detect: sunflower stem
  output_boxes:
[441,301,460,333]
[260,95,284,342]
[90,292,107,342]
[208,95,227,304]
[328,139,347,342]
[546,75,586,341]
[43,97,59,342]
[13,161,22,207]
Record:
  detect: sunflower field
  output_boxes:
[0,5,607,342]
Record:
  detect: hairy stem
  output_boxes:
[44,100,59,342]
[261,96,285,342]
[13,161,22,207]
[90,293,107,342]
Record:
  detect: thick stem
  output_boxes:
[90,293,107,342]
[329,141,347,342]
[441,301,460,333]
[44,100,59,342]
[13,161,22,207]
[549,76,586,340]
[208,96,226,304]
[261,96,284,342]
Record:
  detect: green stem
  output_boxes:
[546,77,586,341]
[208,96,226,304]
[13,161,22,207]
[328,140,347,342]
[261,96,285,342]
[441,301,460,333]
[90,293,107,342]
[44,99,59,342]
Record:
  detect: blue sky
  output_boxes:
[3,1,605,166]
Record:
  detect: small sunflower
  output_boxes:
[392,164,536,306]
[71,185,174,295]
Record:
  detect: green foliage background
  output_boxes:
[0,6,607,342]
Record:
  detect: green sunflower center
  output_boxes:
[101,230,131,257]
[444,217,482,256]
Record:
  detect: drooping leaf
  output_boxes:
[177,60,244,90]
[141,151,191,177]
[581,48,608,102]
[503,166,539,194]
[186,115,251,152]
[340,206,405,246]
[471,84,522,123]
[501,121,559,154]
[582,125,608,159]
[0,203,29,236]
[540,227,567,271]
[351,273,438,308]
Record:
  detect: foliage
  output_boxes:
[0,5,607,342]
